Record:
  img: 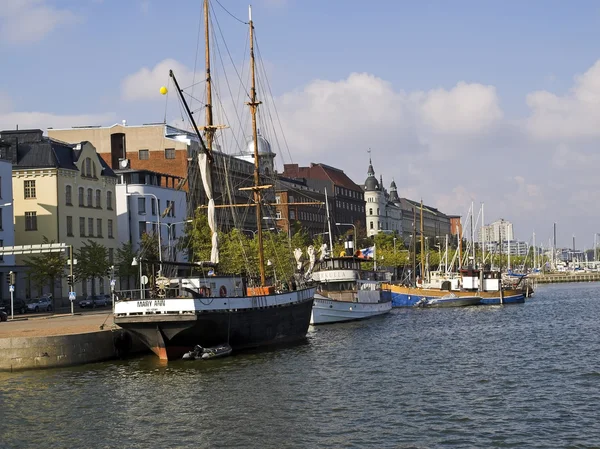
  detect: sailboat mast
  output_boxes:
[420,200,424,282]
[412,208,416,284]
[204,0,214,151]
[481,202,485,268]
[248,6,266,286]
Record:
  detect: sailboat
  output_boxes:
[114,2,315,360]
[385,201,525,306]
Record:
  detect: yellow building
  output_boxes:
[1,129,119,302]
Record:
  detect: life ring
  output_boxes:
[199,286,211,297]
[219,285,227,297]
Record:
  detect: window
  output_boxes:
[97,218,103,237]
[95,190,101,208]
[93,163,97,178]
[151,198,156,215]
[139,149,149,160]
[290,210,296,220]
[138,221,146,238]
[370,221,373,230]
[88,218,94,237]
[65,185,72,205]
[85,158,91,177]
[24,180,36,199]
[25,211,37,230]
[369,208,373,216]
[67,216,73,236]
[165,148,175,159]
[138,197,146,214]
[0,209,2,230]
[108,248,114,265]
[166,200,175,217]
[79,217,85,236]
[276,211,282,219]
[172,225,177,240]
[99,280,105,295]
[79,187,84,206]
[87,188,93,207]
[108,219,114,238]
[106,191,113,210]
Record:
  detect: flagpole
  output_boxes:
[374,244,377,270]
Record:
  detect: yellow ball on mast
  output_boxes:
[159,86,168,95]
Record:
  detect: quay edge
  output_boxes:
[0,328,147,372]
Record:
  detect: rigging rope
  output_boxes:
[212,0,248,25]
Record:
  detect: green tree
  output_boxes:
[23,236,67,306]
[74,240,110,293]
[115,242,138,289]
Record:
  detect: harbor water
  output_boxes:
[1,282,600,448]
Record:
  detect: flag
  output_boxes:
[357,246,375,259]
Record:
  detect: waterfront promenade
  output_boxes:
[0,312,144,371]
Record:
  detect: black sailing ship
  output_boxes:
[114,2,314,360]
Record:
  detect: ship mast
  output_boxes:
[248,6,267,286]
[204,0,214,152]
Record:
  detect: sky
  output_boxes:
[2,0,600,249]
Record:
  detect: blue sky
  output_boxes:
[2,0,600,248]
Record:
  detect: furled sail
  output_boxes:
[199,153,219,264]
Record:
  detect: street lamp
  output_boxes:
[127,192,162,275]
[335,223,356,254]
[393,237,397,255]
[263,216,290,240]
[131,257,144,299]
[145,219,193,262]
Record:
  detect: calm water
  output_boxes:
[1,283,600,448]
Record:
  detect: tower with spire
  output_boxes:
[362,155,402,238]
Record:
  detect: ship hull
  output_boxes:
[310,295,392,325]
[115,289,315,360]
[385,286,525,307]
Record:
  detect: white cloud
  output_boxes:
[121,58,198,101]
[417,82,503,134]
[0,0,81,44]
[0,111,117,132]
[526,60,600,140]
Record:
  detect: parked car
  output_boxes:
[79,295,108,309]
[27,297,53,313]
[0,309,7,321]
[0,298,28,314]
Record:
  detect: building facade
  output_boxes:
[49,123,274,232]
[1,129,119,300]
[362,158,402,237]
[115,169,189,269]
[273,177,329,239]
[281,163,365,235]
[479,218,515,244]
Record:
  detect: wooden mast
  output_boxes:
[248,6,266,286]
[204,0,215,152]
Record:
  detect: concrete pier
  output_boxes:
[531,273,600,284]
[0,312,147,371]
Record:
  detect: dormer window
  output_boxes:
[82,157,97,178]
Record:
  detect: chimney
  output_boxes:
[122,119,127,126]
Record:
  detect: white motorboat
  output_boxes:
[310,255,392,325]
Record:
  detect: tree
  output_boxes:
[23,236,67,305]
[74,240,110,293]
[115,242,138,289]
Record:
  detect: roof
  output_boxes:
[0,129,116,176]
[282,163,361,191]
